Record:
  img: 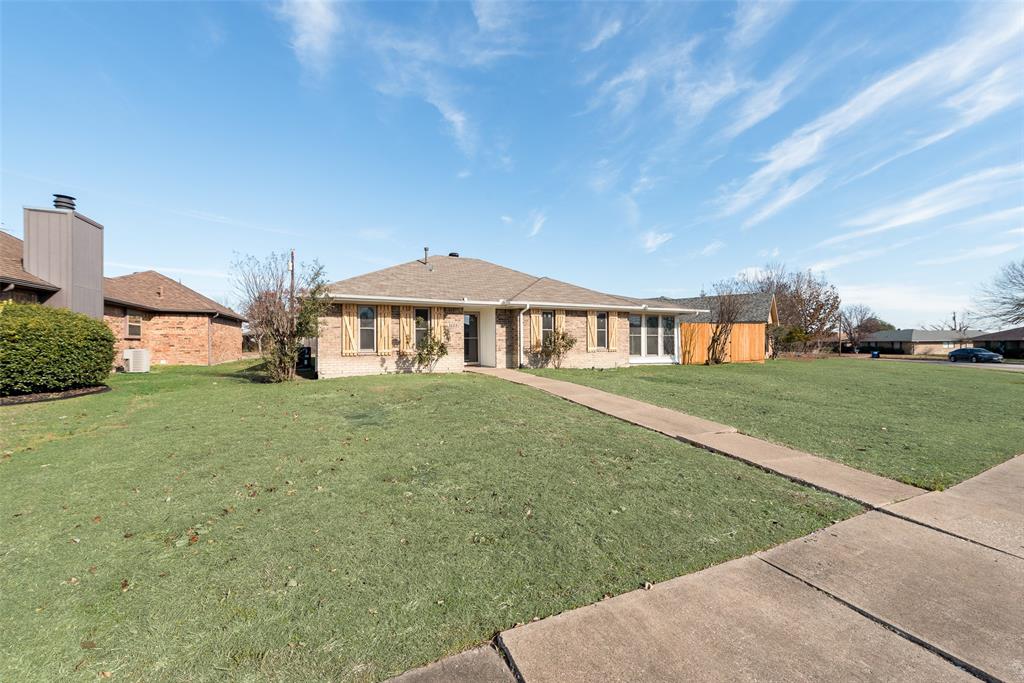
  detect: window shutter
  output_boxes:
[608,312,618,351]
[430,307,445,341]
[399,306,414,354]
[342,304,358,356]
[555,309,565,333]
[376,306,391,356]
[530,310,542,352]
[586,310,597,352]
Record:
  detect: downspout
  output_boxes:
[517,304,531,369]
[207,312,220,366]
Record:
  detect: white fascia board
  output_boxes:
[325,293,505,306]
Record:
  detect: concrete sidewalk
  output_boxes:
[468,367,924,508]
[495,456,1024,683]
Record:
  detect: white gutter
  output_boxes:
[517,303,531,368]
[326,293,504,306]
[326,293,706,314]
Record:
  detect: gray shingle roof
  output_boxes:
[326,256,700,311]
[861,329,984,343]
[952,327,1022,342]
[0,232,242,320]
[642,293,776,323]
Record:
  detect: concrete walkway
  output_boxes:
[467,367,924,508]
[391,455,1023,682]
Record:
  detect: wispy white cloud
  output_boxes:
[1006,227,1024,236]
[276,0,341,77]
[698,239,725,256]
[719,3,1024,218]
[743,169,826,228]
[583,19,623,52]
[728,0,793,50]
[821,163,1023,246]
[837,283,971,316]
[472,0,521,33]
[722,57,804,139]
[172,208,298,236]
[590,40,700,119]
[500,215,513,225]
[808,237,920,273]
[916,243,1020,266]
[527,210,546,238]
[758,246,781,259]
[641,230,673,253]
[457,169,471,179]
[106,262,230,279]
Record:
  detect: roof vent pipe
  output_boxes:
[53,194,76,210]
[423,246,429,264]
[449,252,459,257]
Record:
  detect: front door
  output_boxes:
[464,313,479,364]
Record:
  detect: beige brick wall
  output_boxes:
[494,308,519,369]
[518,309,629,369]
[104,304,242,366]
[316,304,465,378]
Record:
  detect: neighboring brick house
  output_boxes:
[102,271,244,366]
[0,195,244,367]
[315,252,705,378]
[859,329,982,355]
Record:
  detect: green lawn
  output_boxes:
[0,362,859,682]
[530,359,1024,490]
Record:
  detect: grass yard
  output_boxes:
[530,358,1024,490]
[0,362,859,682]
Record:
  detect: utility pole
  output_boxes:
[289,249,296,332]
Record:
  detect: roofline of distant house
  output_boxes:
[103,295,246,321]
[324,292,707,314]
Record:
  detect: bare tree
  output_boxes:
[927,310,976,334]
[740,264,840,350]
[706,281,742,364]
[977,259,1024,327]
[233,252,329,382]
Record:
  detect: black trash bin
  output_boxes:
[871,351,880,359]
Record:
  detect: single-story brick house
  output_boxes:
[859,328,982,355]
[0,195,244,367]
[970,326,1024,359]
[315,252,705,378]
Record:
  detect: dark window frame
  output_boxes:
[541,311,554,345]
[358,305,376,352]
[596,312,608,349]
[414,308,430,347]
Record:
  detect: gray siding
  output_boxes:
[23,207,104,319]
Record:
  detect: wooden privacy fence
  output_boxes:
[679,322,767,364]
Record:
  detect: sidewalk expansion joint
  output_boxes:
[756,557,995,683]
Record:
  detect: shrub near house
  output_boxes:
[0,303,115,396]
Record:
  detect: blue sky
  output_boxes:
[2,1,1022,327]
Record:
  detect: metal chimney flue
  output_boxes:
[423,246,429,264]
[53,194,76,210]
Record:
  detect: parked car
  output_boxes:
[948,347,1003,363]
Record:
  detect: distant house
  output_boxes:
[646,293,779,364]
[0,195,244,367]
[859,329,981,355]
[970,327,1024,359]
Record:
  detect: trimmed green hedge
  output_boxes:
[0,303,115,396]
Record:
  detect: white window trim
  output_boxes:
[628,314,678,364]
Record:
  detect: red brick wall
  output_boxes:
[103,304,241,367]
